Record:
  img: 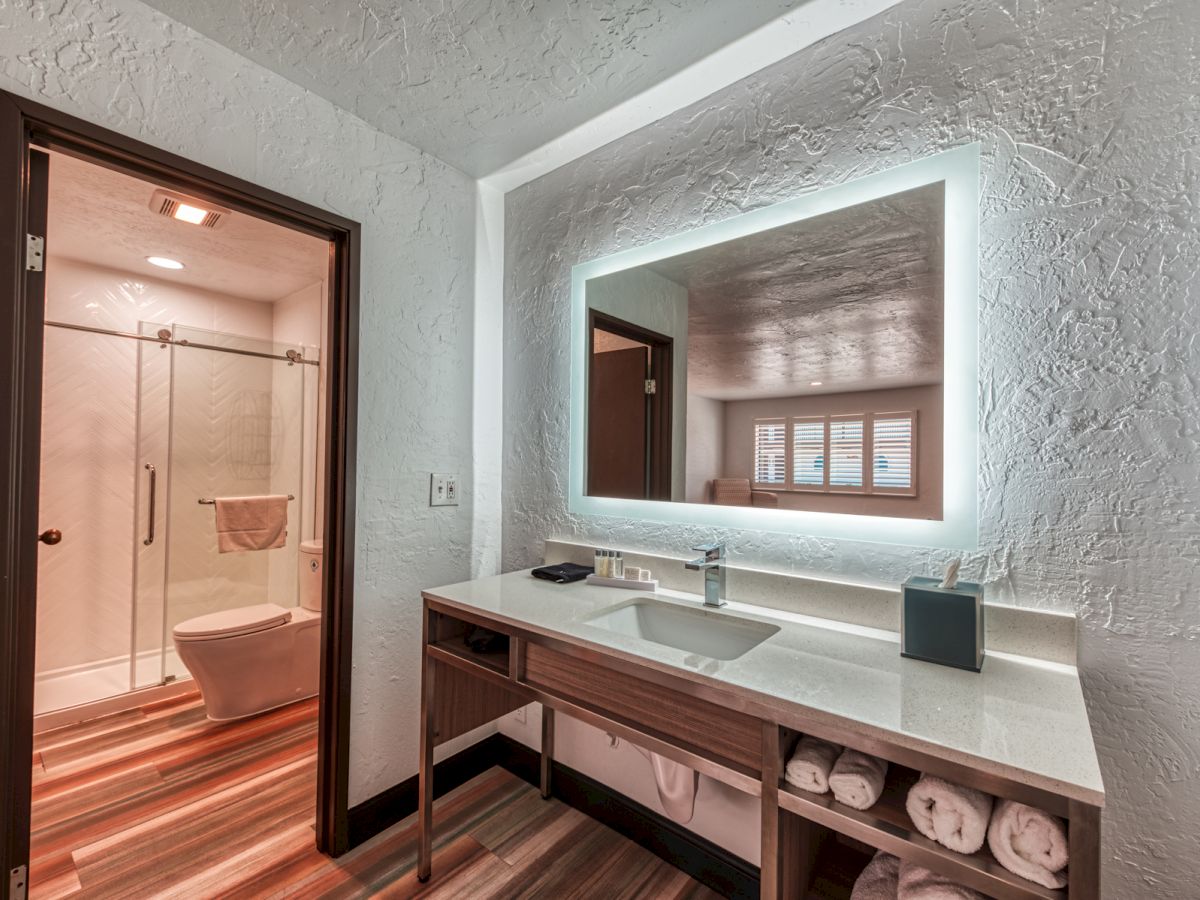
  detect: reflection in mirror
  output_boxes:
[585,182,945,520]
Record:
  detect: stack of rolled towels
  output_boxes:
[905,774,1070,889]
[784,735,889,811]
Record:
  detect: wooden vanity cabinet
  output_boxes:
[418,598,1101,899]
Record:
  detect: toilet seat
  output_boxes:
[173,603,292,642]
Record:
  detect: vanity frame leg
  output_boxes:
[540,705,555,799]
[761,723,806,899]
[1068,800,1101,900]
[417,619,436,882]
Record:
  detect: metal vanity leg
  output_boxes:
[540,705,555,799]
[417,639,436,881]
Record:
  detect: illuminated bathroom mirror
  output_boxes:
[570,144,979,549]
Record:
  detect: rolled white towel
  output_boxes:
[898,859,987,899]
[905,775,994,854]
[784,735,841,794]
[829,748,889,810]
[850,851,900,900]
[987,799,1069,889]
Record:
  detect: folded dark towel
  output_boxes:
[531,563,593,584]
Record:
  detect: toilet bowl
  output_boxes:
[174,539,323,721]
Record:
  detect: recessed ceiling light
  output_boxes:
[146,256,185,270]
[810,381,823,386]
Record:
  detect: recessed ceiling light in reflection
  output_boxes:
[146,256,185,270]
[810,381,823,386]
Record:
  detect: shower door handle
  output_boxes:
[144,463,157,546]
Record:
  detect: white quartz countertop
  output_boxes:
[422,570,1105,806]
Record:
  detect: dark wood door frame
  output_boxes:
[587,309,673,501]
[0,89,362,898]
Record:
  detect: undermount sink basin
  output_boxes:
[584,598,779,661]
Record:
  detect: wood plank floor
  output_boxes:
[30,692,723,899]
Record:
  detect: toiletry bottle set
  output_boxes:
[592,549,625,578]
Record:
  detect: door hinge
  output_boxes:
[10,864,28,900]
[25,234,44,272]
[644,379,656,395]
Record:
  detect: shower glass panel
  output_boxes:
[33,325,147,714]
[36,318,318,715]
[158,325,312,681]
[132,323,172,690]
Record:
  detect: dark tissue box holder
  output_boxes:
[901,576,984,672]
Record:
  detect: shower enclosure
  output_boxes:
[34,319,319,716]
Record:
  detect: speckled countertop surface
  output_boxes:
[424,570,1105,806]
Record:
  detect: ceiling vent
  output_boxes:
[148,189,229,229]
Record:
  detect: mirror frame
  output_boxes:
[570,143,979,550]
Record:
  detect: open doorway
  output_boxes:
[1,92,360,897]
[587,311,673,501]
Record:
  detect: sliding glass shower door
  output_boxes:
[35,317,317,716]
[154,325,313,682]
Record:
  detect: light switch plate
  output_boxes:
[430,473,459,507]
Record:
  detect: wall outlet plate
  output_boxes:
[430,473,459,507]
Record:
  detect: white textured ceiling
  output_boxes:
[647,183,945,401]
[136,0,803,176]
[47,151,329,302]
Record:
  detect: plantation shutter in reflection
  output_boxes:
[792,419,825,487]
[753,420,787,485]
[828,418,864,488]
[872,415,914,490]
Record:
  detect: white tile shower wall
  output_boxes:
[1,0,477,804]
[502,1,1199,894]
[37,258,274,678]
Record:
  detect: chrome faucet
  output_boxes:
[685,542,727,607]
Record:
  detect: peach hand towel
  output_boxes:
[987,799,1069,889]
[829,748,888,810]
[214,495,288,553]
[905,774,993,854]
[898,859,987,899]
[784,735,841,794]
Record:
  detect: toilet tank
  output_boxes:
[299,539,323,612]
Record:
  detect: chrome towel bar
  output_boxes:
[198,494,295,505]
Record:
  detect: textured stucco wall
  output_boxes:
[1,0,478,806]
[503,0,1200,894]
[685,394,725,502]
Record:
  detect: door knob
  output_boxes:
[38,528,62,545]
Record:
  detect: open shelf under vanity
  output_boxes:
[776,761,1065,900]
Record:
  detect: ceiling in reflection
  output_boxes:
[648,183,945,401]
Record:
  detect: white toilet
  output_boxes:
[174,539,323,721]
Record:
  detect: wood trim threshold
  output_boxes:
[346,733,759,900]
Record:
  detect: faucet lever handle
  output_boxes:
[691,541,725,559]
